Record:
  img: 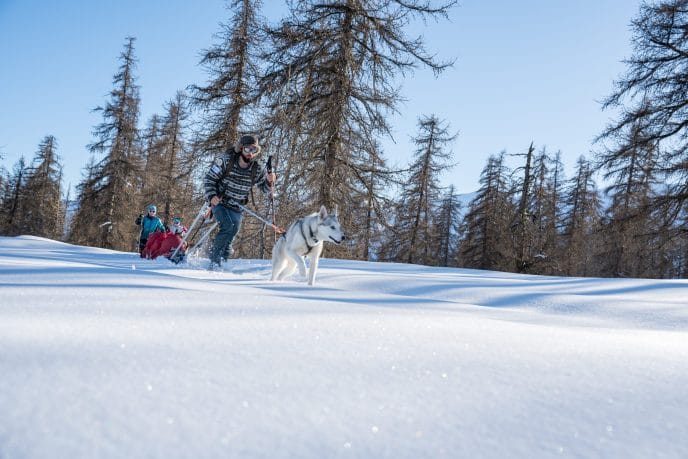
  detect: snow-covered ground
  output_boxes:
[1,236,687,458]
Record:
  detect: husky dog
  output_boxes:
[271,205,345,286]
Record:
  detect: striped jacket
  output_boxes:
[204,148,270,209]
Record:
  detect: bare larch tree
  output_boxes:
[259,0,455,222]
[190,0,264,156]
[71,37,142,250]
[599,1,688,232]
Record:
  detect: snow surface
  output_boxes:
[1,235,687,458]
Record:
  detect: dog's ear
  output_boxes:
[334,204,338,217]
[318,205,328,220]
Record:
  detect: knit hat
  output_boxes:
[148,204,157,212]
[240,135,258,147]
[236,135,261,155]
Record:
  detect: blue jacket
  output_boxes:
[137,214,165,240]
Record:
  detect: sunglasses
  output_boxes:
[243,146,258,154]
[148,210,156,213]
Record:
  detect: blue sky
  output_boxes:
[1,0,640,196]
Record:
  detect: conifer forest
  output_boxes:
[2,0,688,278]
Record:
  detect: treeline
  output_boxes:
[1,0,688,279]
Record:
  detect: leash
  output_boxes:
[226,199,285,234]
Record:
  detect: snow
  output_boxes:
[1,235,687,458]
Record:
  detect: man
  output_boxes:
[135,204,165,256]
[203,135,276,269]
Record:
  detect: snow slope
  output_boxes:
[1,236,687,458]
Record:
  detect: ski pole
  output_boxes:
[183,222,218,259]
[135,210,146,252]
[266,154,274,195]
[266,155,279,241]
[183,210,212,247]
[169,203,209,262]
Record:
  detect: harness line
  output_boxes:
[225,199,285,234]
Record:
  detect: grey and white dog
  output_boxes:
[271,205,345,286]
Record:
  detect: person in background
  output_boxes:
[142,216,188,260]
[157,217,188,260]
[169,216,186,237]
[135,204,165,256]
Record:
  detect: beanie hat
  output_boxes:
[236,135,261,155]
[148,204,157,212]
[239,135,258,147]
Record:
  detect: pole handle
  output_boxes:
[266,154,273,173]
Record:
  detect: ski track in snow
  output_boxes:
[1,235,687,459]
